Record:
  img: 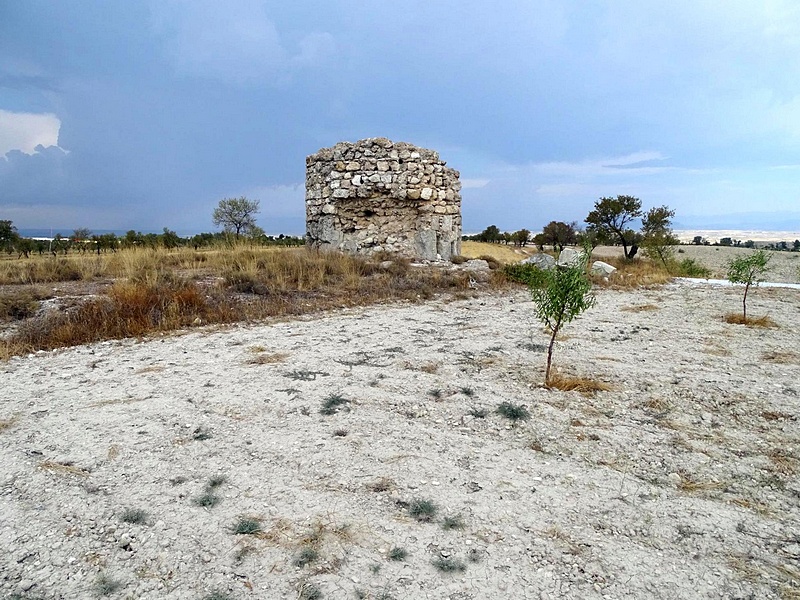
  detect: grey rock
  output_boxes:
[591,260,617,276]
[556,247,583,267]
[521,253,556,270]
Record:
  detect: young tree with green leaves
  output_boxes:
[212,196,261,239]
[529,248,596,385]
[640,205,678,268]
[725,249,772,321]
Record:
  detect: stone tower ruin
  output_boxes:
[305,137,462,261]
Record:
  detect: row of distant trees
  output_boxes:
[0,197,306,257]
[466,195,678,263]
[691,235,800,251]
[467,195,800,261]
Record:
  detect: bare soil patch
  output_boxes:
[1,280,799,599]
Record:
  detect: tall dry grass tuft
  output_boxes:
[2,247,481,358]
[590,256,672,288]
[546,373,612,396]
[9,279,244,353]
[723,313,778,328]
[0,256,105,285]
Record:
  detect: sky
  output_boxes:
[1,1,799,236]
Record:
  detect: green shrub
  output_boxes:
[672,258,711,277]
[503,263,548,287]
[407,498,438,522]
[496,402,530,423]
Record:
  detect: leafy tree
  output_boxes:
[511,229,530,247]
[161,228,181,249]
[725,250,772,321]
[640,205,677,268]
[540,221,578,252]
[478,225,501,243]
[14,236,35,258]
[743,240,755,249]
[719,237,733,246]
[793,239,800,251]
[584,195,642,259]
[212,197,261,239]
[529,248,596,385]
[0,220,19,253]
[51,233,68,255]
[576,224,607,252]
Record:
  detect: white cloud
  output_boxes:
[150,1,336,83]
[0,109,61,156]
[461,178,490,189]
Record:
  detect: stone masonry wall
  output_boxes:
[305,137,462,261]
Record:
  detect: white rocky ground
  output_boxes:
[1,273,799,599]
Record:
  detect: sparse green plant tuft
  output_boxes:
[298,582,323,600]
[293,546,320,568]
[320,393,350,415]
[207,475,227,488]
[427,388,442,399]
[192,426,212,441]
[407,498,438,522]
[388,546,408,561]
[370,563,382,574]
[120,507,148,525]
[232,517,262,535]
[441,514,465,530]
[496,401,530,423]
[466,548,482,563]
[431,556,467,573]
[468,407,487,418]
[94,572,123,596]
[202,592,233,600]
[460,386,475,397]
[193,492,221,508]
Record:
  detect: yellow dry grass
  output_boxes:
[247,352,289,365]
[620,303,660,313]
[761,350,800,364]
[723,313,778,328]
[39,460,90,478]
[1,247,480,360]
[546,373,612,396]
[0,414,20,432]
[460,241,536,264]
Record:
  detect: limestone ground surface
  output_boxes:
[1,280,799,599]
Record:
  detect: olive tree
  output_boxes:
[212,197,261,239]
[725,249,772,321]
[529,248,595,385]
[585,195,642,259]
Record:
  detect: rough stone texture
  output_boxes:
[306,137,462,261]
[521,253,556,270]
[591,260,617,276]
[556,247,583,267]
